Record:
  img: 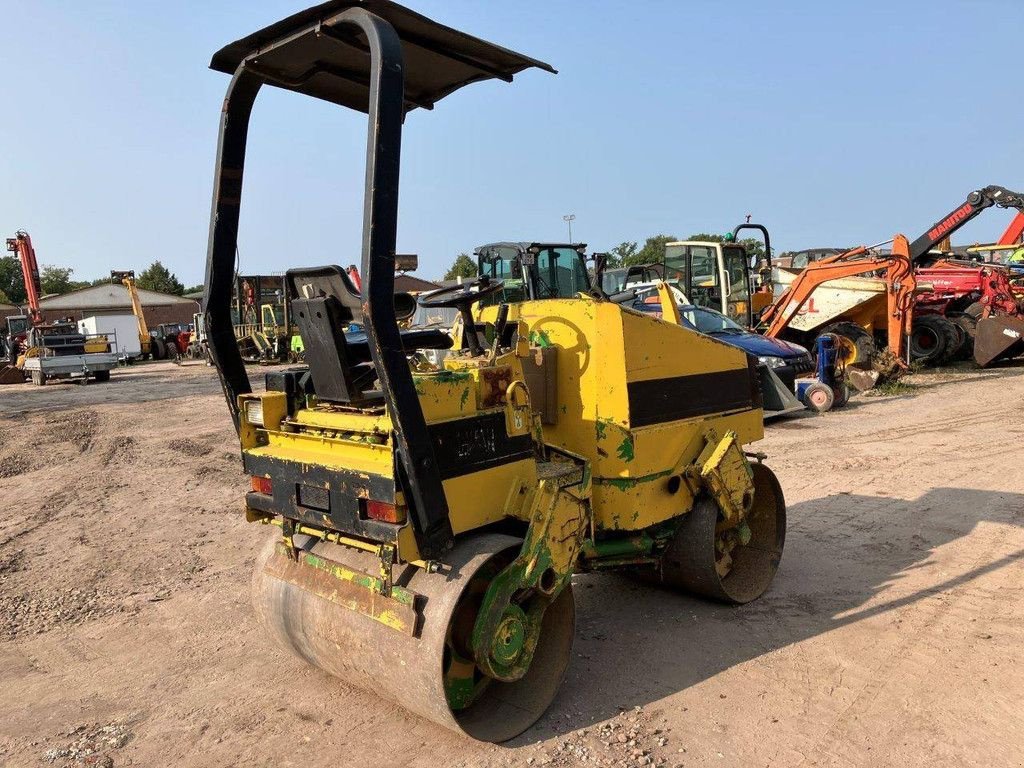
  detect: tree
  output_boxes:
[605,241,638,269]
[687,233,768,261]
[183,284,205,295]
[0,256,26,304]
[40,265,87,295]
[443,253,476,281]
[137,260,185,295]
[629,234,679,266]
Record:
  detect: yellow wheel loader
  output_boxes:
[203,0,786,743]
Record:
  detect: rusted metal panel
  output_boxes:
[974,315,1024,367]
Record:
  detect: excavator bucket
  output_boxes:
[0,365,24,385]
[760,365,805,419]
[973,315,1024,367]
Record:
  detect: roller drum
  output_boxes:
[252,532,575,742]
[658,462,786,604]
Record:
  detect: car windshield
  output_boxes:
[680,305,746,335]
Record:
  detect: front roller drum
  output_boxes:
[659,462,786,604]
[252,532,575,742]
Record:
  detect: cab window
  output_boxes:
[534,247,589,299]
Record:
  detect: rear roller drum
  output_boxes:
[252,532,575,742]
[657,462,786,604]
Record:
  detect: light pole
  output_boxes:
[562,213,576,242]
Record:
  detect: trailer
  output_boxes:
[79,314,142,359]
[22,351,118,385]
[21,328,118,385]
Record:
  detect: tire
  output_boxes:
[943,316,969,361]
[909,315,948,365]
[152,338,167,360]
[964,301,985,321]
[932,315,962,365]
[803,381,834,413]
[92,370,110,382]
[951,312,977,359]
[819,321,875,369]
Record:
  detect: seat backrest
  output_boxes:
[287,266,364,323]
[285,265,422,403]
[287,266,372,403]
[286,265,419,324]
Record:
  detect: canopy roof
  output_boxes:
[210,0,555,113]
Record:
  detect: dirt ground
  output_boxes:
[1,360,1022,768]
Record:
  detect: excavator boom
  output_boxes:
[111,270,151,356]
[5,231,43,325]
[761,236,915,361]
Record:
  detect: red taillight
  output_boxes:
[250,476,273,495]
[365,499,404,523]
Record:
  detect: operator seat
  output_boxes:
[286,265,451,404]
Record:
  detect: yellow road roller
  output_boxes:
[202,0,786,742]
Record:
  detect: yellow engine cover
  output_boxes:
[480,297,764,531]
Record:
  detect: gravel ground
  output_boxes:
[0,360,1022,767]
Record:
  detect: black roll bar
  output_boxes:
[202,8,454,556]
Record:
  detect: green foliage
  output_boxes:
[605,241,638,269]
[40,265,88,295]
[443,253,477,281]
[137,260,185,295]
[628,234,678,266]
[0,288,9,304]
[0,256,26,304]
[865,379,920,397]
[183,284,205,295]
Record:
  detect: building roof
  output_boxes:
[38,284,198,311]
[395,274,441,293]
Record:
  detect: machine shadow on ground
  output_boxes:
[514,486,1023,743]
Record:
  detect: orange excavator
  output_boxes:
[1,231,44,382]
[759,235,916,367]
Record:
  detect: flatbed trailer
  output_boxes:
[22,352,118,385]
[21,331,119,385]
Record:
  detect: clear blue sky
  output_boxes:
[3,0,1022,285]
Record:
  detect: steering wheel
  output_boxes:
[418,276,505,355]
[418,276,504,309]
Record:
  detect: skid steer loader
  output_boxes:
[204,0,787,742]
